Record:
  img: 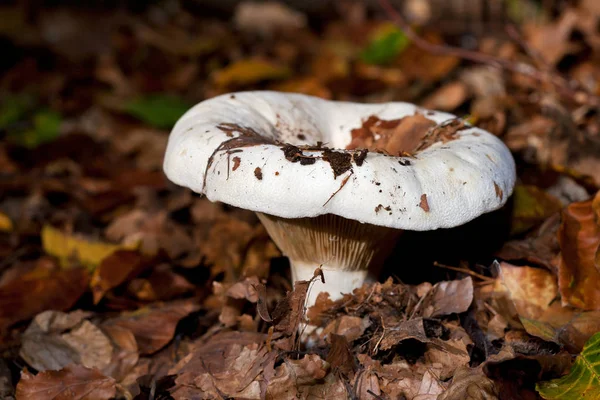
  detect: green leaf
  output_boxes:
[123,95,191,129]
[0,94,33,130]
[360,26,409,65]
[8,109,62,148]
[536,331,600,399]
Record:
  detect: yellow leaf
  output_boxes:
[213,59,290,88]
[41,225,137,271]
[0,212,13,232]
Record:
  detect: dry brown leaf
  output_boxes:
[264,354,345,400]
[496,213,561,271]
[20,310,113,372]
[226,276,260,303]
[16,364,116,400]
[525,10,579,66]
[105,210,193,259]
[90,250,149,304]
[414,370,446,400]
[495,262,600,352]
[233,1,306,36]
[417,277,474,318]
[557,191,600,309]
[100,324,139,382]
[326,334,355,375]
[169,331,272,399]
[126,264,195,302]
[438,366,499,400]
[397,32,460,82]
[102,299,200,355]
[421,81,468,111]
[321,315,371,342]
[0,264,89,331]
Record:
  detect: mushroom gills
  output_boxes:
[256,212,401,308]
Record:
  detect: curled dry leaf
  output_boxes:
[416,277,474,318]
[20,310,113,372]
[557,191,600,309]
[0,264,89,331]
[102,299,200,355]
[413,370,446,400]
[16,364,116,400]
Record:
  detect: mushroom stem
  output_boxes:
[256,212,400,309]
[291,261,369,306]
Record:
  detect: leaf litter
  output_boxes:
[2,0,600,399]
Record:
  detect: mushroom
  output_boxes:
[163,91,516,307]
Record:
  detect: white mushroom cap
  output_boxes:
[163,91,516,231]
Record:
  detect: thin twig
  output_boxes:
[433,261,494,283]
[377,0,600,108]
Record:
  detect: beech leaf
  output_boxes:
[15,364,116,400]
[536,332,600,399]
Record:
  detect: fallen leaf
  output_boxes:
[169,331,273,399]
[557,192,600,309]
[0,210,13,232]
[16,364,116,400]
[321,315,371,342]
[417,277,474,318]
[510,185,563,236]
[127,264,195,302]
[271,76,332,99]
[497,213,561,270]
[414,370,446,400]
[495,262,600,351]
[212,59,290,88]
[234,1,306,36]
[438,366,499,400]
[326,334,355,375]
[102,299,200,355]
[90,250,149,304]
[42,224,137,270]
[20,310,113,372]
[123,95,191,130]
[525,10,579,66]
[0,264,89,331]
[100,324,139,382]
[421,81,468,111]
[264,354,344,400]
[105,210,193,259]
[360,23,409,65]
[536,332,600,399]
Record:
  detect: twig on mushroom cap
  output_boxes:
[377,0,600,108]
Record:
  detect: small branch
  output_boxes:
[433,261,494,283]
[377,0,600,108]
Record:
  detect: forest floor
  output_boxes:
[1,1,600,399]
